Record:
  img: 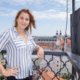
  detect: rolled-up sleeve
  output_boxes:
[0,29,10,52]
[30,35,40,51]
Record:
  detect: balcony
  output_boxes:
[0,50,80,80]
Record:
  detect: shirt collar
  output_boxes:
[13,27,19,37]
[25,29,29,36]
[13,27,29,37]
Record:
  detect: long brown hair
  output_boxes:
[14,8,36,34]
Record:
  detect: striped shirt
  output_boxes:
[0,27,39,79]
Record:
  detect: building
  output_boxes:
[39,55,72,77]
[56,30,63,42]
[36,42,61,51]
[33,67,64,80]
[33,36,57,42]
[33,30,63,47]
[40,56,57,73]
[59,38,71,51]
[56,56,72,77]
[32,58,43,70]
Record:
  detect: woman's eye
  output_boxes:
[26,19,29,21]
[21,17,23,19]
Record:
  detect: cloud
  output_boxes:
[33,9,71,20]
[0,12,8,16]
[0,2,2,5]
[0,0,79,9]
[75,0,80,10]
[53,0,72,6]
[54,0,66,6]
[0,0,71,6]
[0,0,58,5]
[0,6,11,12]
[0,7,6,10]
[1,0,34,5]
[9,10,18,16]
[0,9,71,20]
[0,10,18,17]
[0,0,47,5]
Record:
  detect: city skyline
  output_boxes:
[0,0,80,36]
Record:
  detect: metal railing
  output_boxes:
[0,50,80,80]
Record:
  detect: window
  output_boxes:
[64,69,66,71]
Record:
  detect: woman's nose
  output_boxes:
[23,19,26,23]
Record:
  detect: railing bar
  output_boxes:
[66,52,80,75]
[32,51,67,56]
[59,55,61,80]
[0,50,67,56]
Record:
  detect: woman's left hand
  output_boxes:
[37,47,44,59]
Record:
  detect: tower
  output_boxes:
[56,30,58,35]
[56,30,63,42]
[59,30,62,41]
[60,30,62,35]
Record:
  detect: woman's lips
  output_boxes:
[21,24,25,26]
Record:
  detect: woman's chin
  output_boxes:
[20,26,26,30]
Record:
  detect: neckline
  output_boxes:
[14,27,28,44]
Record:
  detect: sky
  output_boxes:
[0,0,80,36]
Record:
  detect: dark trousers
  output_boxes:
[6,75,33,80]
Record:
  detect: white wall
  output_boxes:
[40,56,57,73]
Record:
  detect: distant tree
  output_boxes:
[0,76,4,80]
[61,73,70,79]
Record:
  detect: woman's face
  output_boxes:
[17,12,30,30]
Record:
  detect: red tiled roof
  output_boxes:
[35,67,64,80]
[45,70,64,80]
[60,39,71,46]
[36,42,61,51]
[60,40,64,44]
[66,39,71,45]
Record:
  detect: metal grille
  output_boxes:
[0,50,80,80]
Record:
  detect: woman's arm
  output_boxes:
[30,34,44,58]
[35,46,44,59]
[35,46,40,51]
[0,29,10,52]
[0,29,20,77]
[0,60,5,75]
[0,29,10,75]
[0,60,20,77]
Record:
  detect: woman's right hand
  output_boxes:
[2,67,20,77]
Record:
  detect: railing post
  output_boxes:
[72,66,76,80]
[72,0,75,13]
[78,76,80,80]
[71,1,77,79]
[71,0,76,53]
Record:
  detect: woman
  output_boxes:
[0,9,44,80]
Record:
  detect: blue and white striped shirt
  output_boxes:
[0,27,39,79]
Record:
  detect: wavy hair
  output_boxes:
[14,8,36,34]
